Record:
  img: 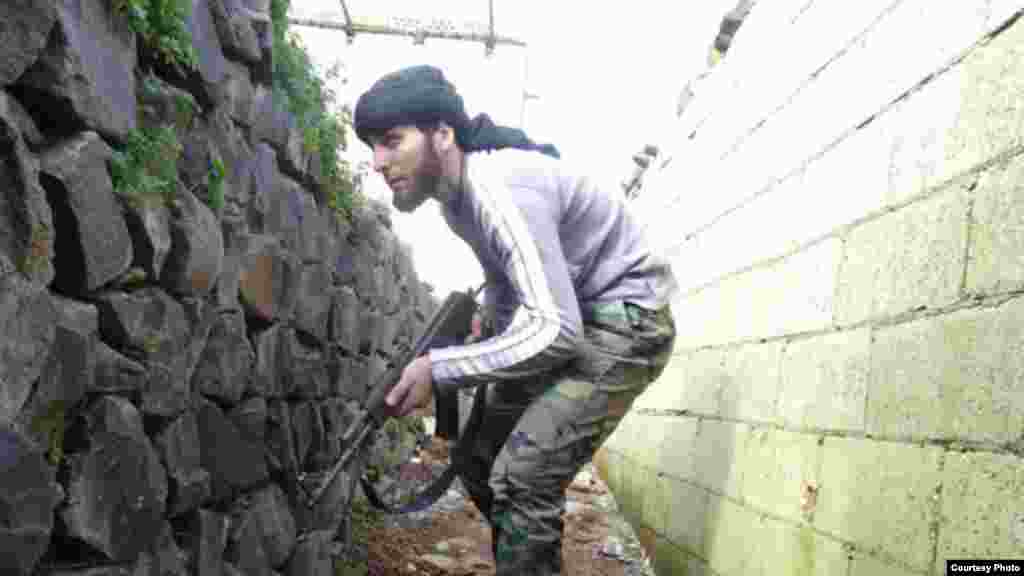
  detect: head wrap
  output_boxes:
[354,65,560,159]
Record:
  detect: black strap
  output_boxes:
[360,382,487,514]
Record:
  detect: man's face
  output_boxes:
[369,125,444,213]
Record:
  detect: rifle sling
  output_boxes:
[360,381,487,514]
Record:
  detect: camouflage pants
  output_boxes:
[456,302,675,575]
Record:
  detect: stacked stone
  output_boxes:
[0,1,437,574]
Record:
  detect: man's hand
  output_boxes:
[385,355,434,417]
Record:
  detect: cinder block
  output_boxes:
[778,328,870,433]
[928,15,1024,194]
[936,450,1024,573]
[740,428,823,524]
[835,185,969,325]
[617,413,669,470]
[718,341,783,423]
[868,298,1024,444]
[637,347,726,416]
[662,475,710,558]
[653,535,711,576]
[817,436,942,572]
[753,516,850,576]
[761,0,1019,194]
[850,553,925,576]
[694,420,747,499]
[619,461,651,528]
[671,239,839,349]
[658,418,700,482]
[705,495,763,576]
[641,471,672,536]
[967,155,1024,296]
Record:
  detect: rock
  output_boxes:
[92,340,146,395]
[136,72,198,133]
[352,241,378,305]
[329,286,360,354]
[266,177,319,260]
[0,275,57,425]
[16,296,97,458]
[160,184,224,297]
[178,0,230,110]
[0,0,59,86]
[285,332,329,399]
[95,288,192,417]
[121,201,173,285]
[295,263,333,342]
[180,295,218,385]
[230,397,266,443]
[132,521,187,576]
[249,324,328,398]
[249,141,277,227]
[420,554,460,571]
[0,93,55,284]
[209,0,263,64]
[238,235,300,323]
[192,311,254,405]
[265,399,297,475]
[45,567,133,575]
[154,411,210,518]
[326,354,352,398]
[191,509,230,576]
[196,398,268,502]
[0,90,44,150]
[18,0,137,141]
[61,396,168,562]
[285,531,334,576]
[290,402,316,469]
[0,425,64,576]
[221,60,258,128]
[39,131,134,293]
[228,485,296,571]
[251,324,286,398]
[317,399,355,467]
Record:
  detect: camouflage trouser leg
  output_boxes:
[457,302,675,576]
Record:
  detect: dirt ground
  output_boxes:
[340,437,652,576]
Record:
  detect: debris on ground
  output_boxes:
[336,436,656,576]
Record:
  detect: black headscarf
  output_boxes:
[354,65,560,159]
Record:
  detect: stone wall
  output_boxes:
[600,1,1024,574]
[0,1,437,574]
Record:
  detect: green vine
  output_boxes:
[110,125,183,208]
[271,0,361,219]
[114,0,198,72]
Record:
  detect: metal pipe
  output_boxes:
[286,17,527,48]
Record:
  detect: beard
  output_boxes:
[394,140,444,213]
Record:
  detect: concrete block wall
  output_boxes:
[596,1,1024,574]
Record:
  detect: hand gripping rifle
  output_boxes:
[299,285,481,512]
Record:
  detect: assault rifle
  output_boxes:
[299,286,480,511]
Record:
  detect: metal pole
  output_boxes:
[338,0,355,42]
[486,0,496,56]
[286,17,527,48]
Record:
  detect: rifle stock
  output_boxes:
[302,288,478,507]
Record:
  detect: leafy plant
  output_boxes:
[110,125,183,208]
[30,400,66,466]
[271,0,361,219]
[19,223,51,278]
[207,155,226,212]
[114,0,198,72]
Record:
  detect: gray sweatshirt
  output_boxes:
[428,149,678,394]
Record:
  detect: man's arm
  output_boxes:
[428,182,582,394]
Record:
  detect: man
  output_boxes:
[354,64,678,575]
